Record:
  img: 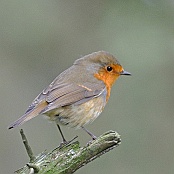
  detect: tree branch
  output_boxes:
[15,130,121,174]
[20,129,36,162]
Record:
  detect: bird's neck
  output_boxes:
[94,72,119,102]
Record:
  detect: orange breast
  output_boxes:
[94,64,123,102]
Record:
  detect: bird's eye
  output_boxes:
[106,66,113,72]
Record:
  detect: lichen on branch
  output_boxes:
[15,130,121,174]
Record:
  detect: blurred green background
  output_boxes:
[1,1,174,173]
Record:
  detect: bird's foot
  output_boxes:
[59,135,78,147]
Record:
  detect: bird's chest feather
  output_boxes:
[46,93,107,128]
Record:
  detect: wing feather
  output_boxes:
[41,82,106,113]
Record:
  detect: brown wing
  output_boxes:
[41,82,106,113]
[9,81,105,129]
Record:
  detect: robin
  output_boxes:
[8,51,131,142]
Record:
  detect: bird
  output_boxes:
[8,51,131,142]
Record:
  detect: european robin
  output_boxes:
[9,51,131,142]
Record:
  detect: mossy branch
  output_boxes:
[15,130,121,174]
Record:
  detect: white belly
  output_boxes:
[46,96,106,129]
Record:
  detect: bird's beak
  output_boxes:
[120,70,131,76]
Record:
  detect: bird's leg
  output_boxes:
[57,124,67,143]
[56,124,78,145]
[82,126,97,140]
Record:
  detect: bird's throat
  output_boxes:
[94,71,119,102]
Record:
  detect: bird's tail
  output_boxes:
[8,101,48,129]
